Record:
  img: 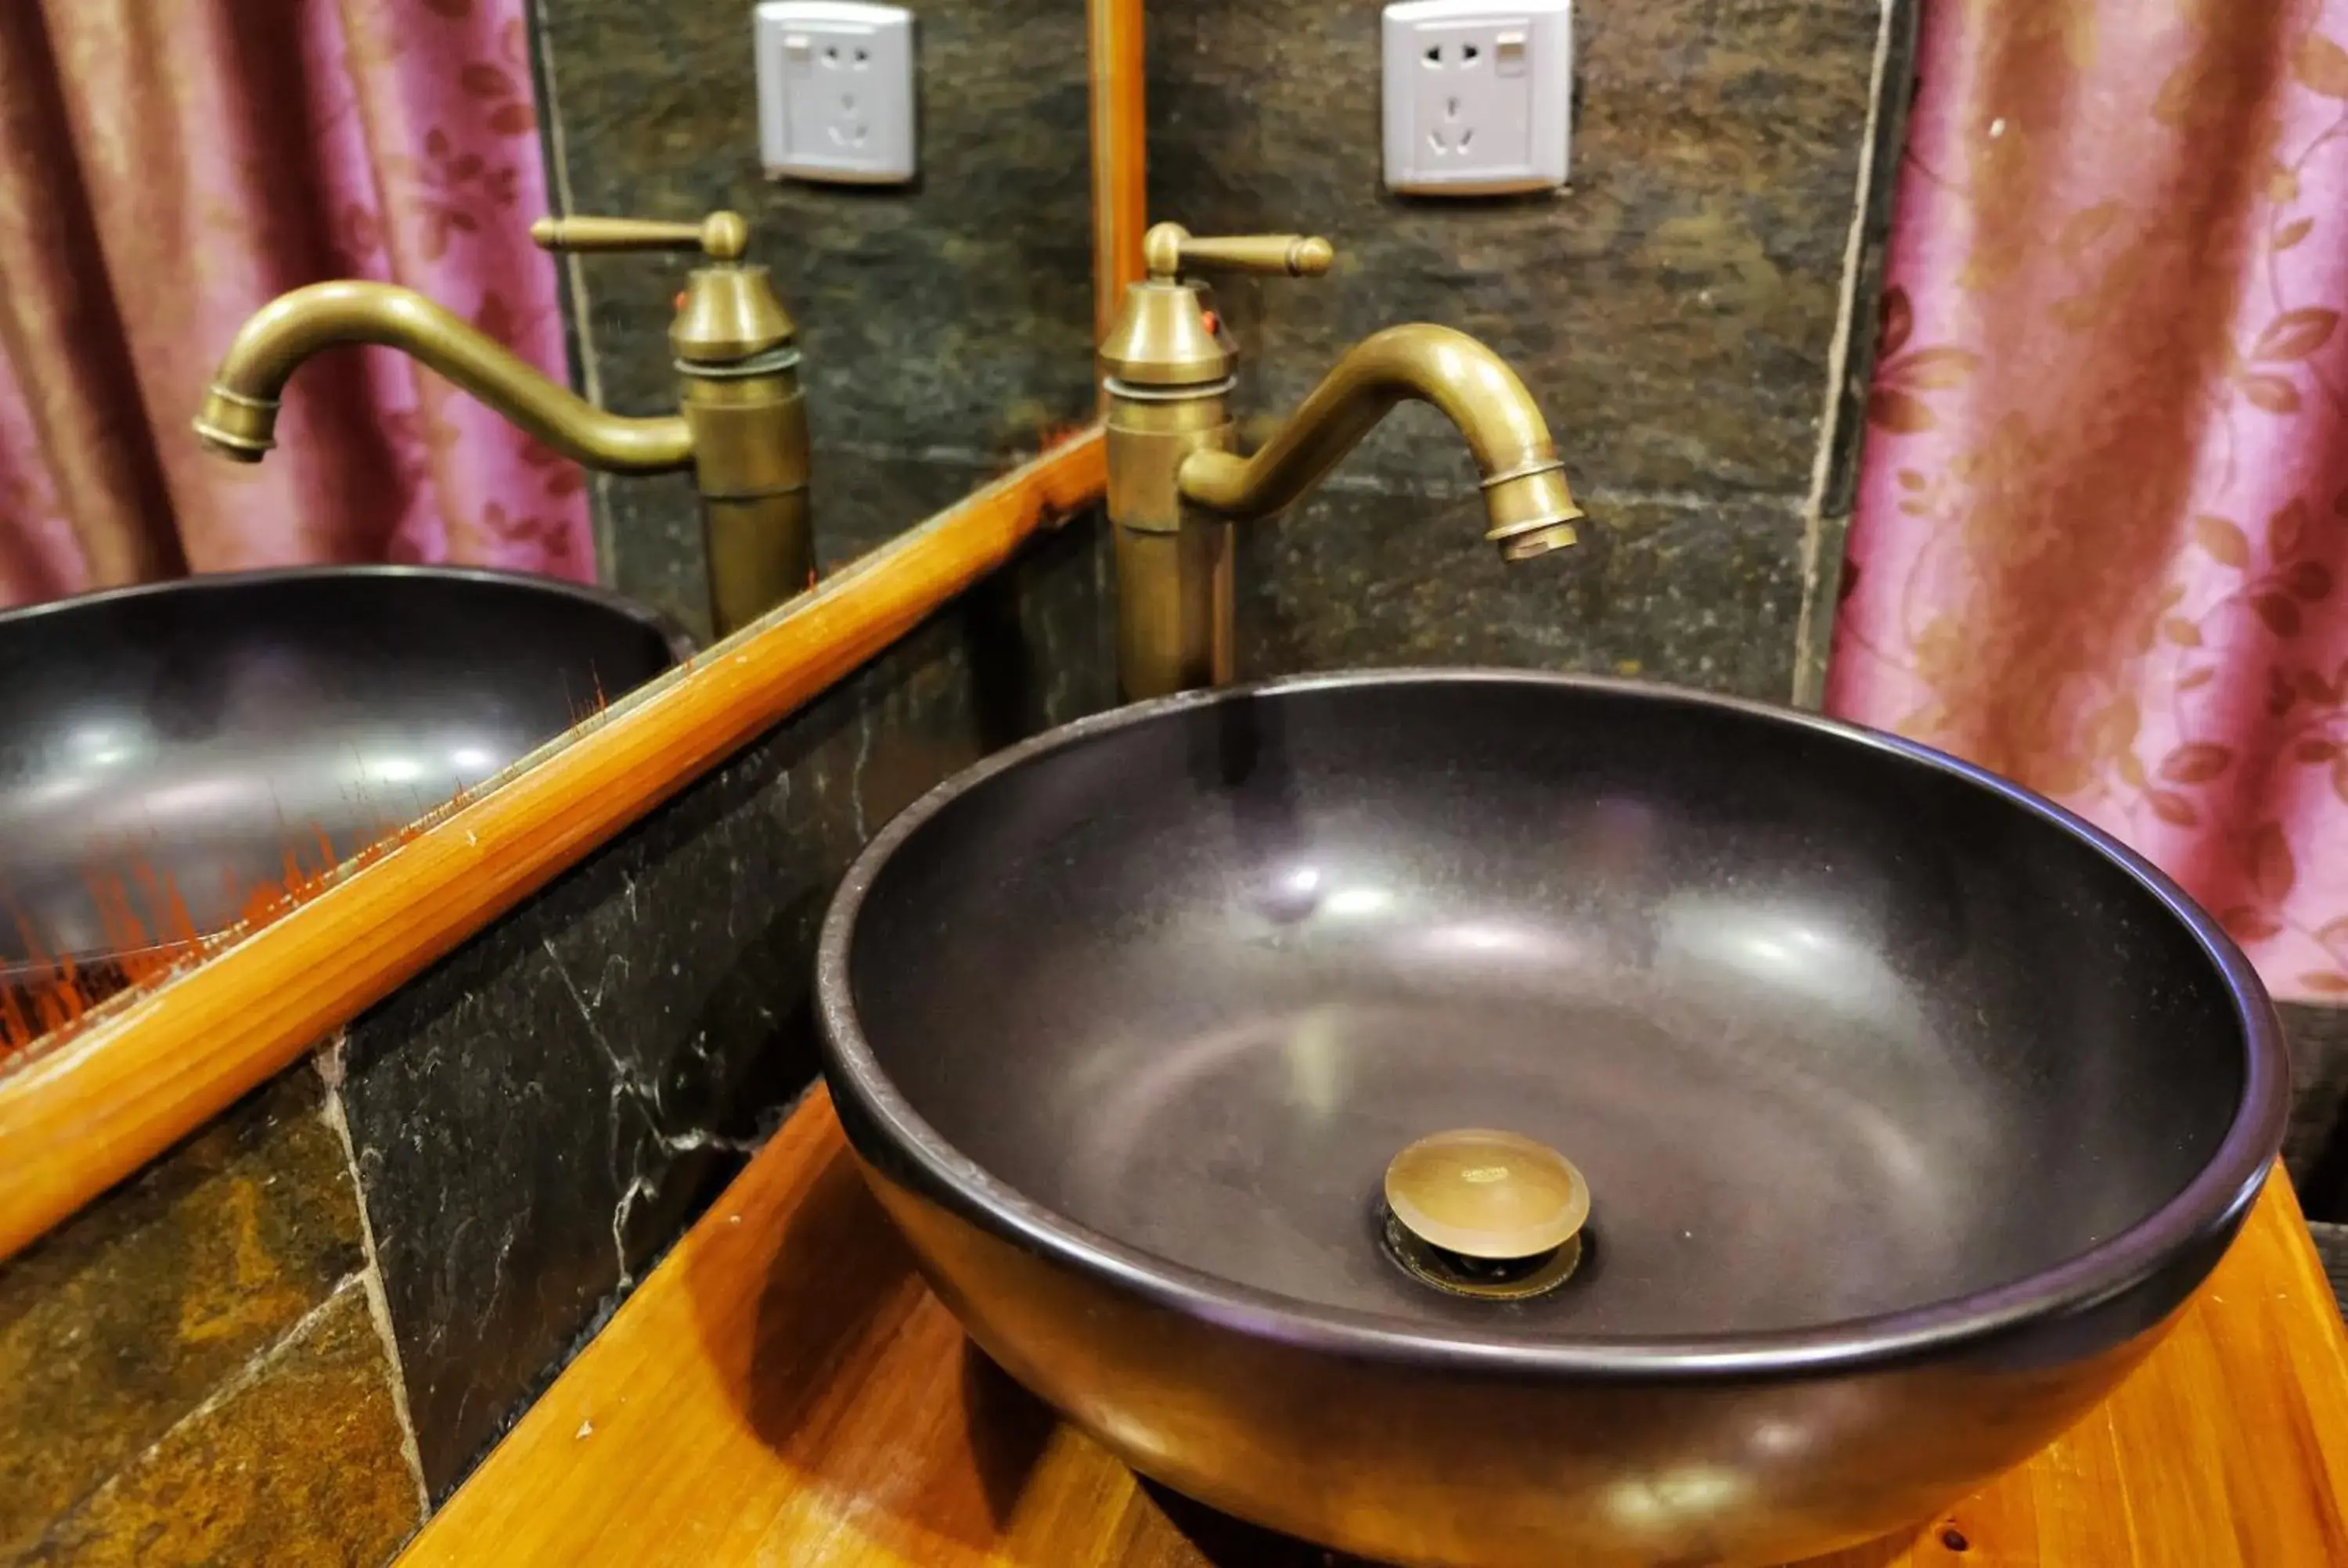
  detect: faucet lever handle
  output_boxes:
[1143,223,1333,282]
[531,211,749,264]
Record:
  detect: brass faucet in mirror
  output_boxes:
[1098,221,1584,699]
[195,210,811,638]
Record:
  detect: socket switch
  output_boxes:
[1381,1,1572,196]
[756,2,916,185]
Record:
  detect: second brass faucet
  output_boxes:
[195,210,810,638]
[1098,221,1583,699]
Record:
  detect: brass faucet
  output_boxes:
[1098,221,1583,699]
[195,210,811,638]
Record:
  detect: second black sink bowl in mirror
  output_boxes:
[0,566,687,993]
[816,671,2286,1567]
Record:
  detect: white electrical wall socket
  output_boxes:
[755,2,917,185]
[1381,1,1572,196]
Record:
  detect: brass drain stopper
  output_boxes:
[1381,1129,1590,1300]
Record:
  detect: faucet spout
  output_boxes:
[193,280,693,473]
[1175,324,1583,560]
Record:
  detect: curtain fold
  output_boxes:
[0,0,589,607]
[1833,0,2348,1002]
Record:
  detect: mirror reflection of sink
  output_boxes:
[816,669,2288,1568]
[0,566,686,1014]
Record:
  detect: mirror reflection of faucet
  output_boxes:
[194,210,809,638]
[1098,220,1584,699]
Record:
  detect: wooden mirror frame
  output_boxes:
[0,0,1148,1262]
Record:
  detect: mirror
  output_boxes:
[0,2,1112,1071]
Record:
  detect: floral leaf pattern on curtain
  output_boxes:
[1831,0,2348,1001]
[0,0,589,606]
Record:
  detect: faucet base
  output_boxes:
[1107,389,1235,700]
[705,492,813,638]
[1114,520,1233,702]
[681,352,812,637]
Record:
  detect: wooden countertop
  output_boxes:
[399,1089,2348,1566]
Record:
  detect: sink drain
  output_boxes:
[1380,1208,1584,1300]
[1379,1127,1589,1302]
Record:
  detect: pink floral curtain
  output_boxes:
[1831,0,2348,1002]
[0,0,589,607]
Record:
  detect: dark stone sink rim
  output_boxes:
[0,563,695,662]
[816,668,2290,1380]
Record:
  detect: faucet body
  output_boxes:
[1098,225,1583,701]
[196,211,810,639]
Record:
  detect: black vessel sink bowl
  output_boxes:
[0,566,686,981]
[816,671,2286,1567]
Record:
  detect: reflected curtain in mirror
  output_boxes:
[0,0,589,608]
[1831,0,2348,1002]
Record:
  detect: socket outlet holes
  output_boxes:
[814,38,873,146]
[1382,0,1571,197]
[755,2,917,185]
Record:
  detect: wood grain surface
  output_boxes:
[0,433,1105,1264]
[399,1088,2348,1568]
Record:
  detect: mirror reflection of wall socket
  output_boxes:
[1381,1,1572,196]
[755,2,917,185]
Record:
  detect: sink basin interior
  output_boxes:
[0,567,684,973]
[842,675,2250,1342]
